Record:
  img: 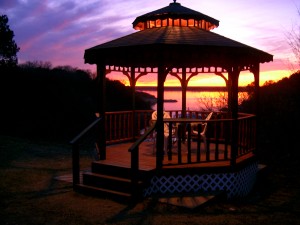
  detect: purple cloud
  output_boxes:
[0,0,298,76]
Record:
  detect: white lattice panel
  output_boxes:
[143,162,258,199]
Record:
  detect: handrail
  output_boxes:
[70,117,102,187]
[128,122,156,153]
[128,122,156,202]
[70,117,102,145]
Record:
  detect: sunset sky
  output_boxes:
[1,0,299,86]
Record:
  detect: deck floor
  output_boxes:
[98,139,239,171]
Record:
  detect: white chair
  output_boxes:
[189,112,213,151]
[150,111,177,154]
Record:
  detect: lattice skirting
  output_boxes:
[143,161,258,199]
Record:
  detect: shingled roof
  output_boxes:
[84,26,273,66]
[84,1,272,68]
[87,26,258,49]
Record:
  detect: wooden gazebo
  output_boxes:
[72,1,273,203]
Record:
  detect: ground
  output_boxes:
[0,135,300,225]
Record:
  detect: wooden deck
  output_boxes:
[69,111,257,203]
[97,138,252,171]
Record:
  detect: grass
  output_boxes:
[1,135,300,225]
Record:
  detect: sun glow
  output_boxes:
[108,69,291,87]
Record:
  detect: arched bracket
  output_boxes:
[169,71,198,87]
[215,72,228,86]
[162,66,174,82]
[122,71,148,87]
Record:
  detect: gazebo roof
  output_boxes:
[84,1,273,69]
[84,26,273,67]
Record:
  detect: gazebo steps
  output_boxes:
[78,163,150,203]
[91,162,132,178]
[74,183,132,203]
[91,161,153,178]
[82,171,143,194]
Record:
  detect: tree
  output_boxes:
[286,7,300,71]
[0,15,20,68]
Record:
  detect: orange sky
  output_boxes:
[106,68,292,87]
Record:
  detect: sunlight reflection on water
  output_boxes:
[143,90,229,111]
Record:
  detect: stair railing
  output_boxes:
[128,122,156,202]
[70,117,102,187]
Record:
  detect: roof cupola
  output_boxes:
[132,1,219,31]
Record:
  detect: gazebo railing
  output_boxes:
[124,110,256,169]
[163,113,256,166]
[105,110,153,144]
[103,111,256,162]
[104,110,226,144]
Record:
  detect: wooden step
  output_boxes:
[91,162,132,178]
[79,163,149,203]
[91,162,153,180]
[82,171,143,194]
[74,183,132,203]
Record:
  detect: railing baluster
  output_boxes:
[196,123,201,162]
[187,123,192,163]
[177,124,182,164]
[215,120,219,160]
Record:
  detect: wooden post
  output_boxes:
[229,66,240,167]
[177,124,182,164]
[130,145,139,203]
[131,67,136,141]
[251,63,260,155]
[96,63,106,160]
[156,66,166,169]
[181,68,187,118]
[181,68,187,142]
[72,143,80,187]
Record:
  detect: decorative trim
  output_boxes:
[143,161,258,199]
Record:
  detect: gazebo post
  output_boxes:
[130,67,136,141]
[252,63,260,155]
[96,63,107,160]
[181,68,187,118]
[227,74,233,112]
[181,68,188,142]
[229,66,240,167]
[156,66,166,169]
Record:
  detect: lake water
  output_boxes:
[136,87,231,111]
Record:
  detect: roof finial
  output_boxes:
[173,0,176,3]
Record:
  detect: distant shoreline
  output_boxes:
[136,86,248,92]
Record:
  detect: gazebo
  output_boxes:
[71,1,273,204]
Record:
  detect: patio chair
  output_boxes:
[150,111,177,154]
[189,112,213,151]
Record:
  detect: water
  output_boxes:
[136,87,248,111]
[137,87,248,111]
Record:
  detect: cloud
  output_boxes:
[1,0,298,77]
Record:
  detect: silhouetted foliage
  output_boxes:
[0,62,153,141]
[0,15,20,68]
[286,6,300,70]
[105,79,154,111]
[241,72,300,165]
